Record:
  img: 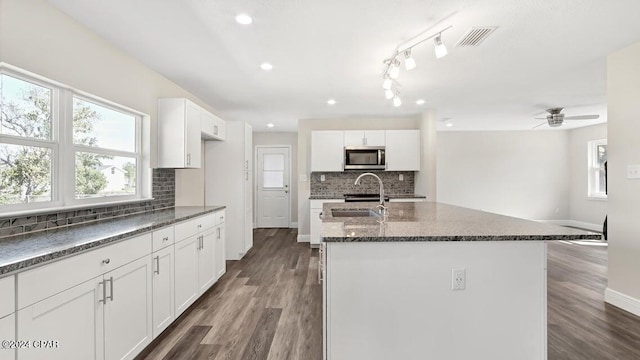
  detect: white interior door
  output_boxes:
[257,146,290,228]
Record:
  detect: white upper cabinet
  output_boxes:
[201,111,225,141]
[344,130,385,147]
[311,131,345,172]
[157,98,202,168]
[385,130,420,171]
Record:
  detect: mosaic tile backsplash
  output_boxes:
[0,168,175,238]
[310,171,415,197]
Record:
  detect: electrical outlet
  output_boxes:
[452,268,466,290]
[320,174,326,182]
[627,165,640,179]
[399,174,404,181]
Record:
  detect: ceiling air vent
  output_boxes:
[455,27,498,47]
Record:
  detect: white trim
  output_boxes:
[290,222,298,228]
[297,234,310,243]
[536,220,602,232]
[605,288,640,317]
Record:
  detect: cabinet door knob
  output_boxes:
[102,258,111,265]
[163,236,169,242]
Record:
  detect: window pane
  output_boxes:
[0,74,52,140]
[0,144,52,204]
[263,154,284,171]
[73,98,136,152]
[75,152,136,199]
[263,171,284,188]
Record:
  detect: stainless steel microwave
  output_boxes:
[344,146,385,170]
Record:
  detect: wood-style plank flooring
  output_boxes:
[138,230,640,360]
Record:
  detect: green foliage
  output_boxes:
[0,81,108,204]
[122,161,136,188]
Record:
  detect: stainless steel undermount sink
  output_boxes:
[331,209,381,218]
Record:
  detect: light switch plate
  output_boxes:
[320,174,326,182]
[627,165,640,179]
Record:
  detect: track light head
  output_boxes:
[404,49,416,70]
[388,59,400,79]
[434,34,448,59]
[382,77,392,90]
[384,89,394,100]
[393,95,402,107]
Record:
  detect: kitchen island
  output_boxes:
[319,201,600,360]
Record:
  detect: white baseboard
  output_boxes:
[605,288,640,317]
[537,219,602,232]
[290,222,298,229]
[297,234,310,243]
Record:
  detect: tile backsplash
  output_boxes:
[0,168,175,238]
[310,171,415,197]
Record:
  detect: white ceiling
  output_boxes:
[47,0,640,132]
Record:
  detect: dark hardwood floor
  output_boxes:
[138,230,640,360]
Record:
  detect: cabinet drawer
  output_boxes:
[152,226,175,252]
[17,233,152,309]
[214,210,225,225]
[175,214,215,241]
[0,275,15,318]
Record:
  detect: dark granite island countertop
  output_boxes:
[321,201,600,242]
[0,206,225,275]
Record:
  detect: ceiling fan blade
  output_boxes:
[532,122,547,129]
[564,115,600,120]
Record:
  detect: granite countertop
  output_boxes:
[0,206,225,276]
[321,202,601,242]
[309,194,426,200]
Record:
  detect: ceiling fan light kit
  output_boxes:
[533,107,600,128]
[382,25,452,107]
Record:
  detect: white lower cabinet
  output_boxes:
[17,256,152,360]
[174,235,200,317]
[0,314,15,360]
[198,229,217,293]
[152,246,175,339]
[215,223,226,279]
[103,256,152,360]
[17,277,104,360]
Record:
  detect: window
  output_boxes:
[0,66,147,213]
[588,139,607,199]
[262,153,285,188]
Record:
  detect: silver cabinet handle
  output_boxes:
[197,224,202,229]
[319,212,323,219]
[318,245,324,284]
[102,258,110,265]
[98,280,106,304]
[201,235,204,249]
[106,276,114,302]
[217,227,221,239]
[214,125,218,135]
[163,236,169,242]
[154,256,160,275]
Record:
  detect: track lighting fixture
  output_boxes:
[434,34,448,59]
[388,59,400,79]
[404,49,416,70]
[380,25,451,105]
[393,95,402,107]
[384,89,394,100]
[382,77,392,90]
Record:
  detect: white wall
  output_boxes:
[297,117,421,235]
[606,41,640,314]
[568,124,608,226]
[253,132,298,224]
[0,0,212,206]
[437,131,570,220]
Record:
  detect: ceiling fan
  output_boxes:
[533,107,600,128]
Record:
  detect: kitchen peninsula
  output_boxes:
[320,201,600,360]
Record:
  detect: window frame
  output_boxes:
[0,65,149,216]
[587,139,607,200]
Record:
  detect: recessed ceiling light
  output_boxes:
[235,14,253,25]
[267,123,274,128]
[260,63,273,71]
[446,123,454,127]
[416,99,425,105]
[327,99,337,105]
